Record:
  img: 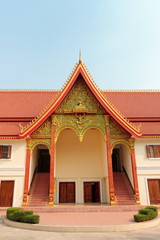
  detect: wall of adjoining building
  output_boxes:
[135,138,160,205]
[0,139,26,206]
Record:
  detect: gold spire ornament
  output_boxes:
[79,49,82,63]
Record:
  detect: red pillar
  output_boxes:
[22,139,32,206]
[129,138,140,205]
[49,115,55,206]
[105,115,115,205]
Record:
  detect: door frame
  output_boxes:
[82,179,102,204]
[57,179,77,203]
[0,178,16,207]
[145,176,160,205]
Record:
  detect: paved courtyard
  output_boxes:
[1,218,160,240]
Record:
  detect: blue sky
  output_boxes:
[0,0,160,90]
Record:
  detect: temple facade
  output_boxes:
[0,60,160,207]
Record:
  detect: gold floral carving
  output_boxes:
[31,118,51,138]
[54,114,106,142]
[30,138,51,153]
[55,77,105,114]
[75,113,86,130]
[109,117,131,152]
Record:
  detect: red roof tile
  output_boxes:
[0,122,29,135]
[133,122,160,136]
[103,91,160,118]
[0,91,57,118]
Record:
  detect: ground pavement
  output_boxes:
[1,217,160,240]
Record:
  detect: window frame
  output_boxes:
[146,144,160,160]
[0,145,12,160]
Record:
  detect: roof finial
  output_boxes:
[79,49,82,63]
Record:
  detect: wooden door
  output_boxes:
[148,179,160,204]
[59,182,75,203]
[84,182,92,203]
[94,182,100,203]
[67,182,75,203]
[84,182,100,203]
[0,181,14,207]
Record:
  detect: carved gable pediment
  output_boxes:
[31,118,51,138]
[55,74,105,115]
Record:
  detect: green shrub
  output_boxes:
[139,208,155,220]
[134,206,158,222]
[23,214,40,224]
[12,210,33,222]
[134,214,150,222]
[7,207,20,219]
[145,206,158,217]
[6,207,39,224]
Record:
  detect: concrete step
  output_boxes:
[113,172,136,205]
[21,205,143,213]
[27,172,50,207]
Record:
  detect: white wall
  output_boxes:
[29,146,38,189]
[121,145,134,188]
[0,139,26,206]
[135,138,160,205]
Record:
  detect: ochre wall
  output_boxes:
[55,128,108,203]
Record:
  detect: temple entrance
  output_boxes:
[56,128,106,204]
[38,149,50,172]
[27,144,50,206]
[59,182,75,203]
[112,144,136,205]
[112,149,121,172]
[84,182,100,203]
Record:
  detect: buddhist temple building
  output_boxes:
[0,58,160,207]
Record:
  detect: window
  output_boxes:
[146,145,160,158]
[0,145,12,159]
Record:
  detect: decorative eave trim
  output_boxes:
[0,89,59,92]
[142,135,160,138]
[0,118,33,122]
[129,118,160,122]
[19,62,142,139]
[102,89,160,92]
[0,136,19,139]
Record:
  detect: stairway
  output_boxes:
[113,172,136,205]
[27,173,50,206]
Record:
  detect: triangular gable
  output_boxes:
[19,61,142,138]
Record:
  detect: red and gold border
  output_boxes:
[142,135,160,138]
[0,136,19,139]
[19,62,142,139]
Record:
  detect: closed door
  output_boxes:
[59,182,75,203]
[84,182,92,203]
[0,181,14,207]
[148,179,160,204]
[84,182,100,203]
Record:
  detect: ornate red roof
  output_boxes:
[0,62,160,138]
[17,62,141,138]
